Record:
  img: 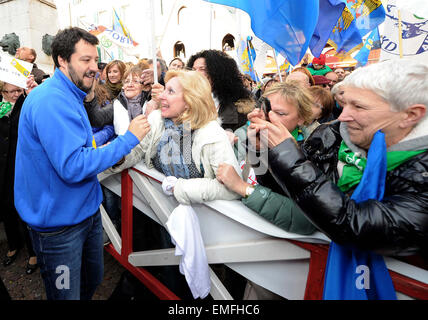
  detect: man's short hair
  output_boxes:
[28,48,37,63]
[341,59,428,113]
[51,27,99,69]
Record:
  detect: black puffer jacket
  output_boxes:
[267,121,428,256]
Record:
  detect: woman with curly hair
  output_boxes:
[187,50,255,132]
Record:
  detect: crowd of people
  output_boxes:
[1,26,427,301]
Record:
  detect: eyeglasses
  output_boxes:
[123,79,143,86]
[2,89,23,95]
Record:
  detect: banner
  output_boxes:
[380,1,428,65]
[0,52,33,88]
[90,25,137,49]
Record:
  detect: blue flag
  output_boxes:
[204,0,319,66]
[323,130,397,300]
[310,0,346,58]
[354,27,380,67]
[328,0,385,56]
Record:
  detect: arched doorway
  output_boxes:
[173,41,186,59]
[222,34,235,52]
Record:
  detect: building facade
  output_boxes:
[0,0,59,73]
[57,0,254,65]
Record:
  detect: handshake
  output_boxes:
[128,115,151,141]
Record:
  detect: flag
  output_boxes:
[380,1,428,65]
[237,36,258,82]
[351,0,385,37]
[309,0,346,58]
[112,8,137,46]
[279,59,291,73]
[113,8,128,37]
[204,0,319,66]
[323,130,397,300]
[354,27,380,66]
[328,0,385,56]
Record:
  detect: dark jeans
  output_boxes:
[102,186,121,228]
[28,210,103,300]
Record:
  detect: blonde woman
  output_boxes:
[234,81,314,163]
[110,70,241,204]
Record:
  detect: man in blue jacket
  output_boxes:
[14,27,150,300]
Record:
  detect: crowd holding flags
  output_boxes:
[204,0,412,301]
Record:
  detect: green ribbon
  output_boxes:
[0,101,12,118]
[337,140,426,192]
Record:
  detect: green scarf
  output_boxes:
[337,140,426,192]
[291,127,304,142]
[0,101,12,118]
[104,81,123,99]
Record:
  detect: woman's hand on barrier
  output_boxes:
[216,163,248,197]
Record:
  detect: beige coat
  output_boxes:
[109,110,241,205]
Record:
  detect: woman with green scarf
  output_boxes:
[249,59,428,258]
[0,78,39,275]
[223,82,317,236]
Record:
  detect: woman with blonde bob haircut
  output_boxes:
[163,70,217,129]
[109,70,241,205]
[263,82,314,142]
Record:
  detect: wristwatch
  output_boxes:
[244,185,255,198]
